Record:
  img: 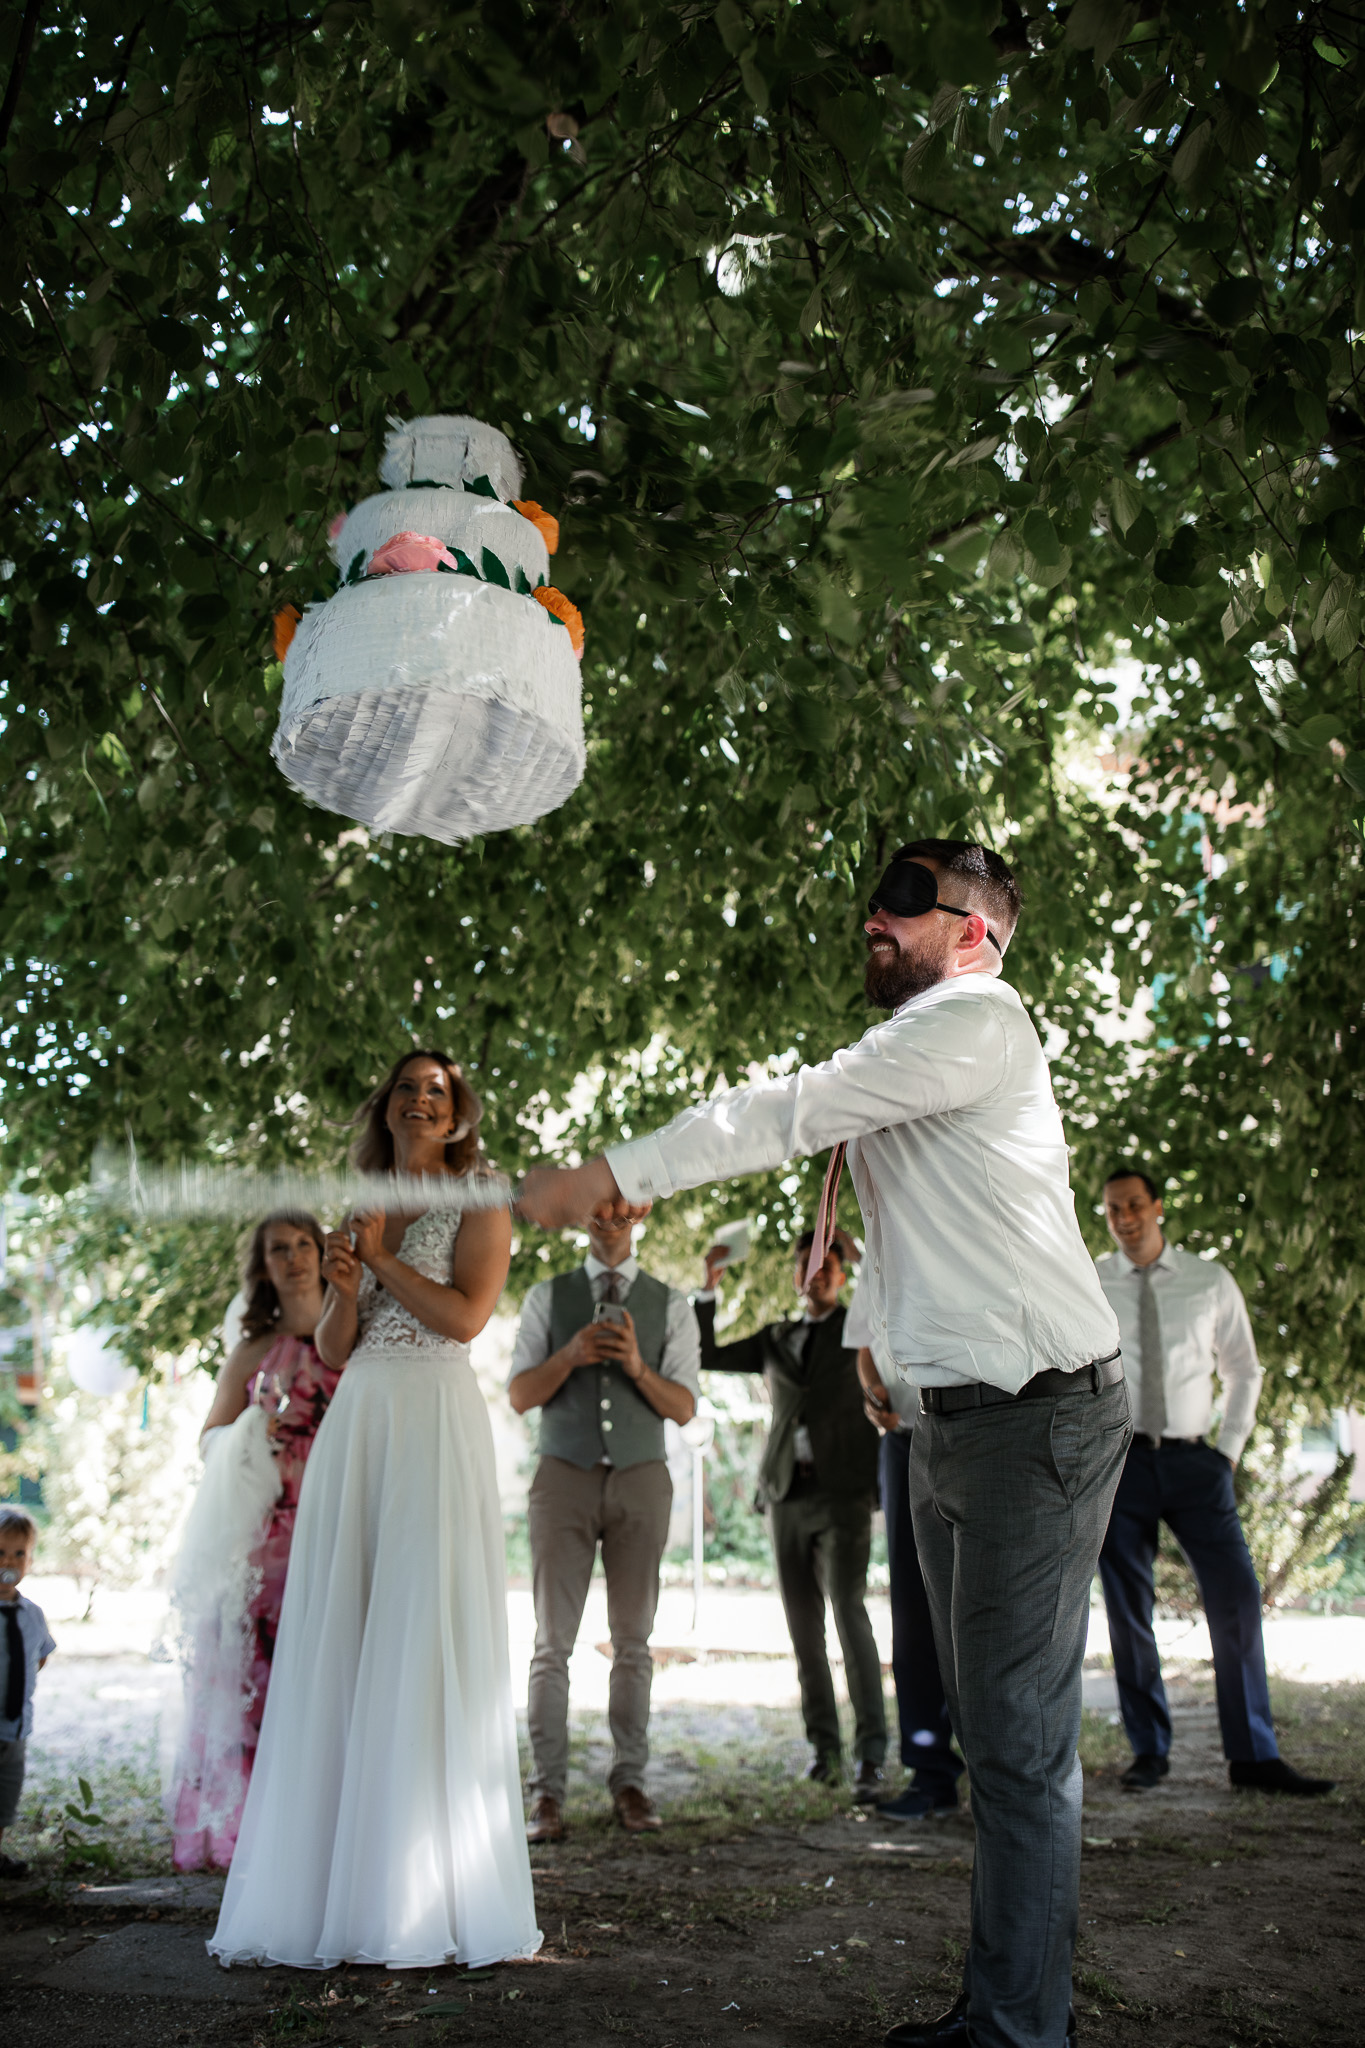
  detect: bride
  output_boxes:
[209,1050,540,1971]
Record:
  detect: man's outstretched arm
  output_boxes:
[517,992,1004,1229]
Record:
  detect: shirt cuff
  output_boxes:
[606,1134,673,1203]
[693,1288,716,1304]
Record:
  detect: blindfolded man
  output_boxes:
[521,838,1127,2048]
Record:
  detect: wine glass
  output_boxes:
[255,1364,292,1444]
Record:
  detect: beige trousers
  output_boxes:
[526,1456,672,1805]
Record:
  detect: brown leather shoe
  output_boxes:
[526,1795,565,1843]
[613,1785,663,1833]
[853,1761,885,1804]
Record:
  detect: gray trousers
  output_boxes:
[771,1481,887,1766]
[910,1376,1131,2048]
[0,1737,25,1829]
[526,1456,672,1806]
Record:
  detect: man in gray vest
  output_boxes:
[509,1202,700,1842]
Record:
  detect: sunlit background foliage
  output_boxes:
[0,1,1361,1408]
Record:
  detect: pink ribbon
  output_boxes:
[804,1142,847,1287]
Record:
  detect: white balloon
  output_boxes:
[65,1325,137,1397]
[221,1288,249,1357]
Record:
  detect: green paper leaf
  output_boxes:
[480,547,511,588]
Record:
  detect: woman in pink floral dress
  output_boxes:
[168,1213,338,1872]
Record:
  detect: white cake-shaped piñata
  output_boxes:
[272,414,585,843]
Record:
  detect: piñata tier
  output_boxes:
[272,414,585,843]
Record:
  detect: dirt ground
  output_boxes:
[1,1673,1359,2048]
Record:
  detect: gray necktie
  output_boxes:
[1137,1265,1166,1441]
[600,1269,621,1306]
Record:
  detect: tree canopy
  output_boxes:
[1,1,1362,1399]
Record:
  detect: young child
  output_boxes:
[1,1506,55,1879]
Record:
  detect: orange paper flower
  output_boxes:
[512,499,560,555]
[533,584,584,658]
[273,604,302,662]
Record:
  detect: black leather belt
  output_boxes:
[918,1350,1124,1417]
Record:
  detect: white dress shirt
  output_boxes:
[509,1251,702,1400]
[844,1278,916,1426]
[608,975,1119,1393]
[1094,1243,1262,1463]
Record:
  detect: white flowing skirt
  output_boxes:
[208,1344,541,1971]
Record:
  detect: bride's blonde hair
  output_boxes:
[350,1049,484,1176]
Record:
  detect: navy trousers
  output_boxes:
[1098,1439,1278,1764]
[879,1427,962,1796]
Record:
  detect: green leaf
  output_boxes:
[464,474,499,499]
[452,548,480,578]
[1106,474,1145,536]
[78,1777,93,1807]
[179,593,230,636]
[480,547,511,589]
[1341,752,1365,797]
[1204,277,1260,328]
[515,566,534,596]
[224,825,262,863]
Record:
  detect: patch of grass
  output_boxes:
[1077,1705,1130,1776]
[266,1986,329,2037]
[18,1737,168,1878]
[1266,1675,1365,1793]
[1074,1963,1128,2008]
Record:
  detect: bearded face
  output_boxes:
[863,919,956,1009]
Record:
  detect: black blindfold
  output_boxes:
[867,860,1003,956]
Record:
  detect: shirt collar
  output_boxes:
[586,1251,639,1288]
[801,1305,838,1326]
[891,967,1010,1021]
[1120,1240,1173,1277]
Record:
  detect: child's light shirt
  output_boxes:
[0,1592,56,1739]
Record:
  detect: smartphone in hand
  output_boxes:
[592,1301,627,1327]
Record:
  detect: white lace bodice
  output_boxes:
[352,1209,464,1357]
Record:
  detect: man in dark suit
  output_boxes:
[697,1227,886,1800]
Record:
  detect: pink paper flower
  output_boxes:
[367,531,459,577]
[328,511,348,542]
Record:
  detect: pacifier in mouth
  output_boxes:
[0,1568,20,1585]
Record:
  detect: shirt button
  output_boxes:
[600,1399,611,1410]
[602,1419,613,1432]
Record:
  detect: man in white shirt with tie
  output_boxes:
[1096,1165,1333,1798]
[520,839,1129,2048]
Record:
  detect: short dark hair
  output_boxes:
[1103,1163,1162,1203]
[794,1227,855,1268]
[0,1505,38,1544]
[892,839,1022,946]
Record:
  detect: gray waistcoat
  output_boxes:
[539,1266,671,1470]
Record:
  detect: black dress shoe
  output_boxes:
[885,1991,969,2044]
[1230,1756,1336,1796]
[1120,1752,1170,1791]
[885,1994,1076,2046]
[803,1753,841,1785]
[852,1761,885,1804]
